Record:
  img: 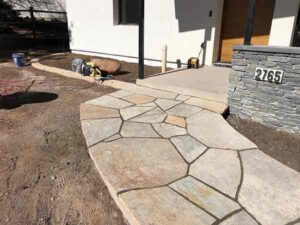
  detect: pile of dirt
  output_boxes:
[40,53,171,83]
[227,115,300,172]
[0,64,126,225]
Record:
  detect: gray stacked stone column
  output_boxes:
[228,45,300,133]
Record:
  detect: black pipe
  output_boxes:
[138,0,145,79]
[244,0,256,45]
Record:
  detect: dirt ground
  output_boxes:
[0,63,126,225]
[228,115,300,173]
[40,53,171,83]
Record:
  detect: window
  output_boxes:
[113,0,139,25]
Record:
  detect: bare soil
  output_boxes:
[227,115,300,172]
[0,63,126,225]
[40,53,171,83]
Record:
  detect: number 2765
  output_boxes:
[254,68,283,84]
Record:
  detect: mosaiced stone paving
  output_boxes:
[80,89,300,225]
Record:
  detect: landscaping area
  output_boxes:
[227,115,300,172]
[1,54,299,224]
[39,53,171,83]
[0,63,126,224]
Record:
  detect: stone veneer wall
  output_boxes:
[228,45,300,133]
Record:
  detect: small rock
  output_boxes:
[50,176,56,180]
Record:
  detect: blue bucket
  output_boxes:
[12,53,26,67]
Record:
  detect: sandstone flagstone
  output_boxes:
[239,150,300,225]
[176,94,191,101]
[81,118,122,147]
[136,102,156,107]
[187,110,257,150]
[120,106,154,120]
[85,95,133,109]
[165,115,186,128]
[219,210,258,225]
[155,99,181,110]
[109,90,131,98]
[190,149,241,198]
[104,134,121,142]
[121,122,159,138]
[122,94,155,104]
[167,103,202,118]
[130,108,167,123]
[185,97,228,114]
[170,176,240,219]
[89,138,187,192]
[80,103,120,120]
[119,187,216,225]
[170,135,207,162]
[152,123,187,138]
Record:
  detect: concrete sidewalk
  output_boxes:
[137,66,230,103]
[80,86,300,225]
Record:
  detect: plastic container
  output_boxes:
[71,58,84,74]
[12,53,26,67]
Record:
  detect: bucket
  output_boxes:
[12,53,26,67]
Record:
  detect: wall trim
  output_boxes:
[234,45,300,54]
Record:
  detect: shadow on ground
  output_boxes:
[0,91,58,109]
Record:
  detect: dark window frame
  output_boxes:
[113,0,139,25]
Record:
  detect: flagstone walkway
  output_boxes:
[80,87,300,225]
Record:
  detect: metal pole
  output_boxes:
[244,0,256,45]
[29,6,36,39]
[138,0,145,79]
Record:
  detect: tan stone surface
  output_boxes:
[239,150,300,225]
[119,187,216,225]
[130,108,167,123]
[81,118,122,147]
[187,110,257,150]
[190,149,241,198]
[122,94,155,105]
[170,176,240,219]
[170,135,207,163]
[86,95,133,109]
[120,106,154,120]
[152,123,187,138]
[165,115,186,128]
[80,103,120,120]
[185,97,228,114]
[155,99,181,110]
[219,210,258,225]
[109,90,131,98]
[121,122,159,138]
[89,138,187,192]
[167,103,203,118]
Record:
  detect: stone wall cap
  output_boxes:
[234,45,300,54]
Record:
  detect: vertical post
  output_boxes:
[244,0,256,45]
[29,6,36,39]
[162,45,167,73]
[138,0,145,79]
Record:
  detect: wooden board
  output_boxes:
[219,0,275,62]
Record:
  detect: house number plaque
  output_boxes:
[254,67,283,84]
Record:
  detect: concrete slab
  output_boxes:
[137,66,230,103]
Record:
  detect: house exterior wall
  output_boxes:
[269,0,300,46]
[66,0,300,67]
[66,0,224,67]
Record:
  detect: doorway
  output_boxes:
[219,0,275,62]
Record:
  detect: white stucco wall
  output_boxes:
[66,0,223,67]
[269,0,300,46]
